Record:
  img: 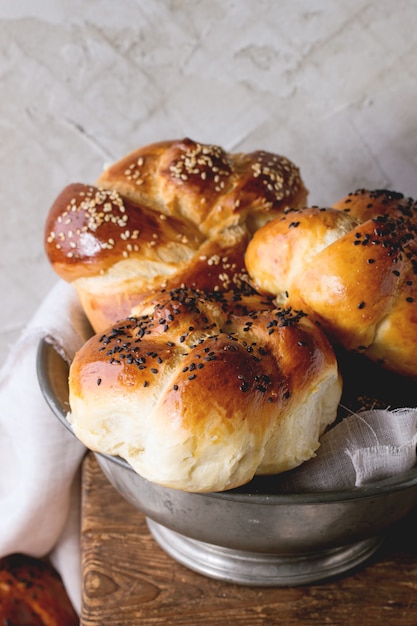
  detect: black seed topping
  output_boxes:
[95,286,317,397]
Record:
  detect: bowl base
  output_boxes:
[147,519,383,586]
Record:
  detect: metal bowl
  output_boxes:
[37,338,417,586]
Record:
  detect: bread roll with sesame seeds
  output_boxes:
[68,286,342,492]
[44,138,307,333]
[245,191,417,379]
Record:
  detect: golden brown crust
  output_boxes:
[0,554,78,626]
[44,138,307,332]
[69,286,341,492]
[332,188,417,224]
[245,191,417,378]
[97,138,307,235]
[45,182,204,282]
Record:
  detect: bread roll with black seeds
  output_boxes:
[68,286,342,493]
[44,138,307,333]
[0,554,78,626]
[245,189,417,378]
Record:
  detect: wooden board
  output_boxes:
[80,453,417,625]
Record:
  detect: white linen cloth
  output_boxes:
[0,279,416,614]
[273,407,417,492]
[0,281,90,614]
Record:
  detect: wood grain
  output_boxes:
[80,453,417,625]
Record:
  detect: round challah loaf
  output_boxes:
[68,286,342,492]
[245,189,417,379]
[44,138,307,333]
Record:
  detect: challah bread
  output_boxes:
[333,187,417,223]
[245,191,417,378]
[0,554,78,626]
[45,138,307,333]
[68,286,342,492]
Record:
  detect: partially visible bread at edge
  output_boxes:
[0,554,78,626]
[44,138,307,333]
[68,287,342,493]
[245,189,417,379]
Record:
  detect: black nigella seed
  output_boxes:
[284,391,291,399]
[188,374,196,380]
[358,301,366,309]
[143,381,148,387]
[406,297,414,302]
[97,378,102,386]
[151,368,158,374]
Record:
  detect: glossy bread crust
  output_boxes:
[45,138,307,332]
[0,554,78,626]
[69,287,341,492]
[245,189,417,378]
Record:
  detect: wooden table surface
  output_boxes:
[80,453,417,625]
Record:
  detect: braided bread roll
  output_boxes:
[44,138,307,333]
[0,554,78,626]
[68,287,341,492]
[245,189,417,379]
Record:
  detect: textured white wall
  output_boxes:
[1,0,417,364]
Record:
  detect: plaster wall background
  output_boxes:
[1,0,417,364]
